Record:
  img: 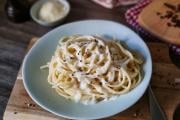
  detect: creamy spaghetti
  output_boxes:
[41,35,143,104]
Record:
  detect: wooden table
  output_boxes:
[0,0,179,120]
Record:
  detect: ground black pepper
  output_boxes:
[14,111,17,114]
[160,16,164,19]
[157,3,180,28]
[164,11,173,19]
[94,39,98,43]
[167,22,172,26]
[99,45,103,48]
[156,12,161,16]
[164,3,176,11]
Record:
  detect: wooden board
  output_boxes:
[138,0,180,45]
[3,38,180,120]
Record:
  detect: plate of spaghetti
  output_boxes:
[22,20,152,119]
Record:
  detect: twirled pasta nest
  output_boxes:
[41,35,143,105]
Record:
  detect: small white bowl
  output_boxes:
[30,0,70,27]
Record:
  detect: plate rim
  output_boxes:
[22,19,152,119]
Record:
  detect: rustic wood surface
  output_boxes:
[0,0,179,120]
[3,38,180,120]
[138,0,180,45]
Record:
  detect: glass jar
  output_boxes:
[169,45,180,68]
[4,0,30,23]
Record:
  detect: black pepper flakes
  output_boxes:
[94,39,98,43]
[156,12,161,16]
[32,104,36,107]
[14,111,17,114]
[27,103,33,107]
[78,67,82,71]
[99,45,103,48]
[175,82,179,85]
[164,11,173,19]
[157,3,180,28]
[171,83,176,88]
[164,3,176,11]
[174,20,180,27]
[160,16,164,19]
[167,22,172,26]
[172,14,178,22]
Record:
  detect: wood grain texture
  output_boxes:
[0,36,27,120]
[4,79,149,120]
[138,0,180,45]
[3,38,180,120]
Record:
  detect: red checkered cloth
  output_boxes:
[125,0,180,55]
[125,0,152,33]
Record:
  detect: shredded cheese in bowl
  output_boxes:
[39,0,66,22]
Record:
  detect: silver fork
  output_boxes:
[148,86,167,120]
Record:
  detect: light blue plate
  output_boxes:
[22,20,152,119]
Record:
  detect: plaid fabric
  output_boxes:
[93,0,180,55]
[125,0,180,55]
[125,0,152,33]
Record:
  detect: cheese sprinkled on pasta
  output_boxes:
[41,35,143,105]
